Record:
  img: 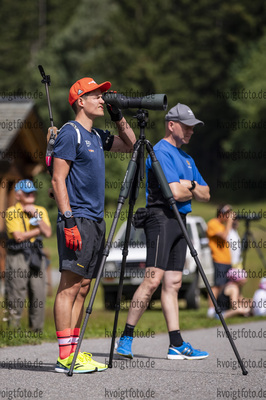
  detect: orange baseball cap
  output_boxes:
[69,77,111,105]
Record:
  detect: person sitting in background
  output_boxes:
[227,219,243,269]
[252,277,266,316]
[217,268,250,319]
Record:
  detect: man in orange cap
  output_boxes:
[52,77,136,373]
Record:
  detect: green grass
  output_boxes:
[44,198,266,299]
[0,285,265,348]
[0,200,265,347]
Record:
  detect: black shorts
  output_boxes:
[57,217,105,279]
[144,207,187,271]
[213,262,231,286]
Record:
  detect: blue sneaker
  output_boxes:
[116,336,134,359]
[167,342,209,360]
[215,311,225,320]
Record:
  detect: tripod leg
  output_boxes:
[241,232,248,269]
[146,141,248,376]
[108,200,135,367]
[68,144,140,376]
[108,155,142,367]
[244,232,266,270]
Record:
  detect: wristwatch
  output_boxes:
[63,211,76,228]
[63,210,73,219]
[189,180,196,191]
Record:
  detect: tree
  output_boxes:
[2,0,266,205]
[221,34,266,200]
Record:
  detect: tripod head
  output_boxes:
[38,65,54,126]
[135,109,149,130]
[38,65,51,86]
[134,109,149,142]
[239,215,266,270]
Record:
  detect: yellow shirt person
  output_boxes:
[6,202,51,242]
[5,179,51,330]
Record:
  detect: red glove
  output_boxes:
[64,218,82,251]
[106,103,123,121]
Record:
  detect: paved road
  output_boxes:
[0,320,265,400]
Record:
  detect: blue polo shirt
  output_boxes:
[54,121,114,220]
[146,139,207,214]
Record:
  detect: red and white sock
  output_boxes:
[56,328,72,360]
[71,328,80,354]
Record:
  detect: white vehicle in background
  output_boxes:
[102,215,214,310]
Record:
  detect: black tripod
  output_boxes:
[68,109,248,376]
[241,218,266,270]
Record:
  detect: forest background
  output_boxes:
[1,0,266,228]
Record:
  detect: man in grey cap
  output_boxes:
[116,103,210,360]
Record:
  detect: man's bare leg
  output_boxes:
[161,270,182,332]
[117,267,164,358]
[54,270,90,331]
[126,267,164,326]
[70,278,91,329]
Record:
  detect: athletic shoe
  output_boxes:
[167,342,209,360]
[82,352,108,371]
[207,308,215,318]
[116,336,134,359]
[215,311,225,320]
[55,352,97,373]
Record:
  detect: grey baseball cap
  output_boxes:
[165,103,204,126]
